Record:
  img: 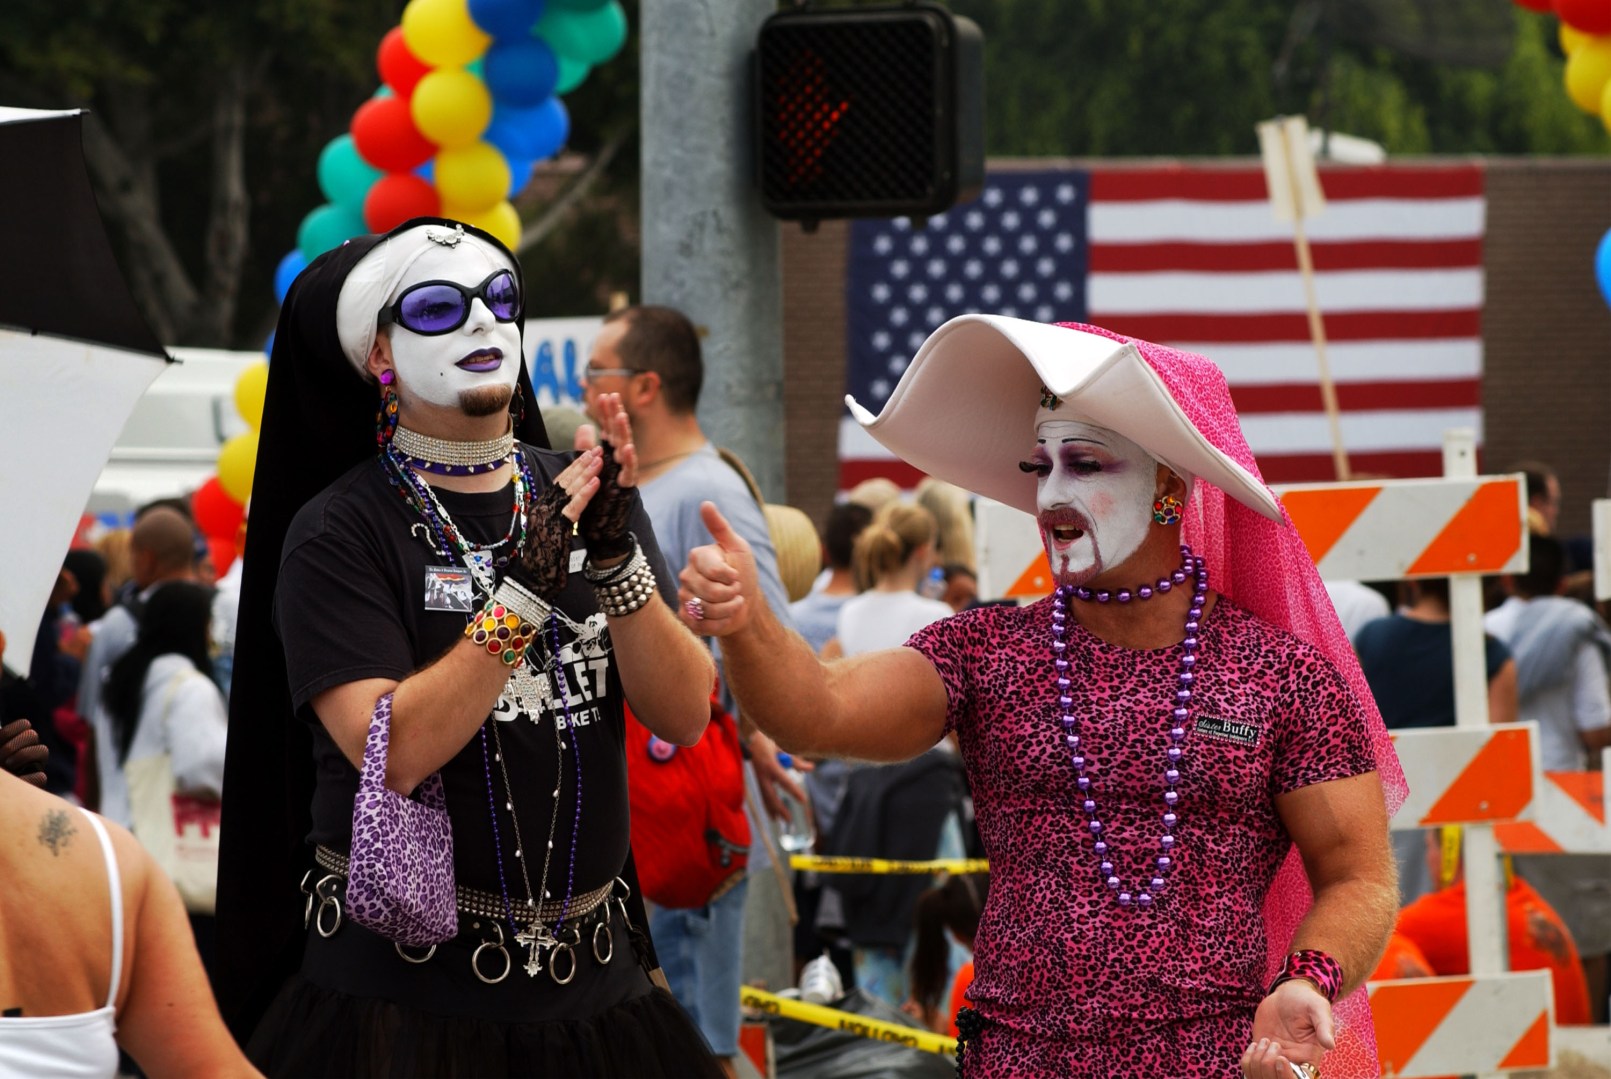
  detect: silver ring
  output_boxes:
[593,919,614,965]
[550,941,577,985]
[684,597,705,621]
[472,923,511,985]
[394,942,437,964]
[315,894,343,938]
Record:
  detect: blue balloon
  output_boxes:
[468,0,547,38]
[414,159,437,184]
[263,329,276,361]
[484,38,559,107]
[273,249,308,304]
[1597,227,1611,311]
[506,156,536,197]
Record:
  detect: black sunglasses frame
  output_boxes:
[376,269,523,335]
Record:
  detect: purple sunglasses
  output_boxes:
[377,269,521,335]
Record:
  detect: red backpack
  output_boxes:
[624,693,751,909]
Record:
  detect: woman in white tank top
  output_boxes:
[0,767,257,1077]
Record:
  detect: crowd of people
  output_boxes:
[3,214,1608,1078]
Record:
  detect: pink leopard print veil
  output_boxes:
[1062,323,1408,1076]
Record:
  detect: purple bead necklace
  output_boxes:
[1053,543,1206,911]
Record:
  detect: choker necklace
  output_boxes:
[1053,543,1206,911]
[393,424,514,475]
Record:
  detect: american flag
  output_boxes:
[841,163,1485,489]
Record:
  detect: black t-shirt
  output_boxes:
[275,446,676,897]
[1354,612,1511,729]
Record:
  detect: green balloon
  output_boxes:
[548,0,610,10]
[297,203,368,262]
[317,135,383,212]
[536,1,627,66]
[555,52,590,95]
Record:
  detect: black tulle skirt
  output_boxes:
[248,911,724,1077]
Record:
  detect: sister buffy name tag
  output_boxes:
[571,548,587,573]
[1193,716,1262,747]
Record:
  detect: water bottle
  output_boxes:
[920,565,946,600]
[775,752,815,854]
[798,952,843,1005]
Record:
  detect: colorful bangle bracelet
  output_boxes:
[1267,949,1344,1003]
[464,598,535,667]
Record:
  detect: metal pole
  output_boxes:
[640,0,786,500]
[1446,428,1508,1079]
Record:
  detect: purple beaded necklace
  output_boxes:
[1053,543,1206,910]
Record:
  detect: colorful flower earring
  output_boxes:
[375,369,399,447]
[1152,495,1183,526]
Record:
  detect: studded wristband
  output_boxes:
[593,557,657,617]
[1267,949,1344,1003]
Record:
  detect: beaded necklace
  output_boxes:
[379,442,533,571]
[1053,544,1206,911]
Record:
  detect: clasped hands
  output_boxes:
[514,393,638,600]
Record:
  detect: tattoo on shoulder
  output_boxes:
[38,809,75,856]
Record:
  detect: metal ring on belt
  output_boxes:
[313,844,613,926]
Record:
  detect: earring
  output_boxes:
[1152,495,1183,526]
[509,388,526,427]
[375,383,399,448]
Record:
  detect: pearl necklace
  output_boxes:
[1052,544,1206,910]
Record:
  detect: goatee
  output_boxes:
[460,385,515,418]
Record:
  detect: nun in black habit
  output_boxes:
[215,218,724,1076]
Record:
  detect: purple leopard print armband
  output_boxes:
[1268,949,1343,1003]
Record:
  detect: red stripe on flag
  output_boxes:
[1230,379,1481,414]
[1089,165,1482,203]
[839,449,1456,494]
[1088,238,1485,273]
[1087,309,1482,343]
[1254,450,1449,485]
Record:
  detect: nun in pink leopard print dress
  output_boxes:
[676,317,1406,1079]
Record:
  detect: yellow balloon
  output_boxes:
[411,68,493,149]
[233,360,269,430]
[434,142,512,213]
[1565,37,1611,113]
[1560,22,1594,54]
[443,200,522,251]
[1602,76,1611,134]
[401,0,490,68]
[217,431,260,505]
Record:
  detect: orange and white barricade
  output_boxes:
[974,496,1053,601]
[1285,435,1553,1079]
[1370,971,1553,1077]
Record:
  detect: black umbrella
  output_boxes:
[0,106,172,676]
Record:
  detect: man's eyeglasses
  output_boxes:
[377,269,521,335]
[582,366,642,382]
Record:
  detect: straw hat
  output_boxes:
[844,315,1282,522]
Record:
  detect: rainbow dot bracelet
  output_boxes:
[464,581,552,668]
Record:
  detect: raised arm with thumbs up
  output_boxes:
[679,502,951,764]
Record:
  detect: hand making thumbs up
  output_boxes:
[678,501,761,636]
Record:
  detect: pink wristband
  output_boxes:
[1268,949,1343,1003]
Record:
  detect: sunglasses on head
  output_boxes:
[377,269,522,335]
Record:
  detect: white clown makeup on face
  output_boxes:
[382,242,522,415]
[1023,418,1159,587]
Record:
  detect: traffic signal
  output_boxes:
[753,3,984,223]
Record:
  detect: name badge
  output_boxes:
[423,566,475,612]
[570,548,587,573]
[1194,716,1262,748]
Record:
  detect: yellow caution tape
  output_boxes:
[788,855,990,875]
[740,986,957,1057]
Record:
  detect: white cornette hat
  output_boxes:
[844,314,1283,523]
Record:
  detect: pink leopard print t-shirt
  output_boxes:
[907,596,1375,1051]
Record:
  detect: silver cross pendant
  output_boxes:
[515,923,557,978]
[505,662,552,720]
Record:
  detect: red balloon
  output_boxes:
[378,26,432,99]
[351,96,437,172]
[364,172,442,233]
[192,476,245,540]
[1557,0,1611,33]
[205,535,238,579]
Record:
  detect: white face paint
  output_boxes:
[1027,419,1158,586]
[385,243,522,412]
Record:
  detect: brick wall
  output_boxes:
[1480,158,1611,539]
[780,159,1611,541]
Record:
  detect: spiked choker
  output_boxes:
[391,424,514,476]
